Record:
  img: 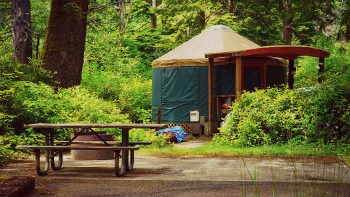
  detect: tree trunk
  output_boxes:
[282,20,292,44]
[119,0,126,33]
[228,0,234,13]
[281,0,292,44]
[198,10,205,31]
[41,0,89,88]
[150,0,156,28]
[11,0,32,64]
[343,5,350,41]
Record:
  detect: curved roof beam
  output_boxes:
[206,45,330,59]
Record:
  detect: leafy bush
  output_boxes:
[304,76,350,143]
[57,87,129,124]
[0,134,17,163]
[81,64,152,123]
[118,78,152,123]
[218,77,350,146]
[218,88,307,147]
[10,82,59,129]
[129,129,167,148]
[7,80,130,138]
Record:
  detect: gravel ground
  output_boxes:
[1,152,350,196]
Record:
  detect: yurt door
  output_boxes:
[243,64,266,91]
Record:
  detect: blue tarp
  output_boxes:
[156,126,188,142]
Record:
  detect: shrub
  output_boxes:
[0,134,16,163]
[82,63,152,123]
[8,81,130,139]
[118,78,152,123]
[219,88,306,146]
[304,76,350,143]
[55,87,130,138]
[10,82,59,130]
[129,129,167,148]
[218,79,350,147]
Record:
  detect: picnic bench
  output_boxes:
[16,123,167,177]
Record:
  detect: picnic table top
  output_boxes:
[23,123,167,130]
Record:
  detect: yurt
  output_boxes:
[152,25,287,134]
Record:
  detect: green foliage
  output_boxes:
[219,88,306,147]
[295,35,349,87]
[56,87,129,126]
[118,78,152,123]
[0,56,54,134]
[81,64,152,123]
[129,129,167,148]
[206,14,238,31]
[81,64,123,101]
[0,134,17,163]
[30,0,50,58]
[10,82,58,128]
[218,81,350,146]
[0,129,44,163]
[122,28,163,73]
[304,77,350,143]
[233,1,283,45]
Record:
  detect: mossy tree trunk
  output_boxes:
[41,0,89,88]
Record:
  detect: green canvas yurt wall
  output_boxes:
[152,25,287,123]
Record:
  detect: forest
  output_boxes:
[1,0,350,163]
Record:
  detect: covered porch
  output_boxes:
[205,45,330,133]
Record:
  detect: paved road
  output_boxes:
[1,154,350,196]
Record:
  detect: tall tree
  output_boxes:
[119,0,126,33]
[280,0,292,44]
[233,0,334,45]
[41,0,89,88]
[158,0,223,37]
[150,0,157,28]
[11,0,32,64]
[228,0,234,13]
[0,0,12,39]
[338,0,350,41]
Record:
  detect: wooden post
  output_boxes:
[288,59,295,89]
[262,64,267,89]
[318,58,325,83]
[235,56,243,98]
[157,108,161,124]
[208,58,215,123]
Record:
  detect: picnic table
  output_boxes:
[16,123,167,177]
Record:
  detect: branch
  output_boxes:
[88,3,110,13]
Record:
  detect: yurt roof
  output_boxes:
[152,25,260,68]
